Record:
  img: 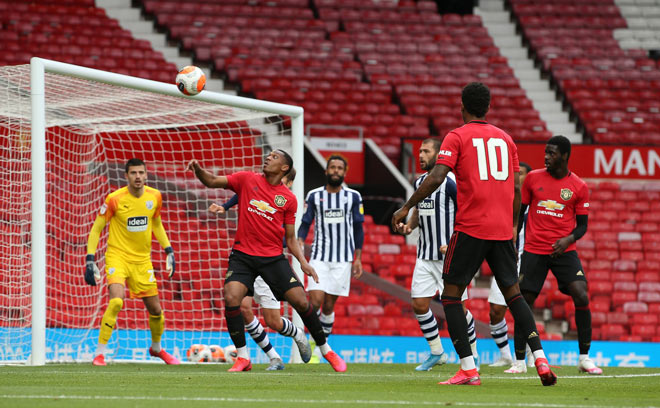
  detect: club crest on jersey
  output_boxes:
[145,200,154,210]
[99,203,107,215]
[274,195,287,207]
[560,188,573,201]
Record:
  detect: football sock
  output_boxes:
[319,312,335,336]
[300,304,327,347]
[579,354,589,362]
[319,342,332,355]
[98,297,123,346]
[415,310,444,354]
[490,319,512,360]
[236,345,249,360]
[441,296,472,359]
[513,321,526,361]
[225,305,247,348]
[247,317,280,360]
[149,313,164,352]
[460,355,477,371]
[278,317,301,339]
[466,310,477,345]
[95,343,107,356]
[532,349,547,360]
[575,305,592,355]
[506,293,542,353]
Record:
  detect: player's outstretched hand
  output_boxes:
[165,246,175,278]
[186,159,200,172]
[85,254,100,286]
[209,203,226,215]
[301,262,319,283]
[391,206,410,232]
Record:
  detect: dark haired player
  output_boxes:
[188,150,346,372]
[514,135,602,375]
[392,82,556,386]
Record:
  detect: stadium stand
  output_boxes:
[509,0,660,145]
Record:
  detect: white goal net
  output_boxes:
[0,60,303,364]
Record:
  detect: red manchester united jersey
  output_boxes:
[226,171,297,257]
[522,169,589,255]
[436,121,520,240]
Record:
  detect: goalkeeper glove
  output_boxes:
[165,247,175,278]
[85,254,100,286]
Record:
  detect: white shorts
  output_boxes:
[411,258,468,300]
[252,276,280,310]
[307,260,352,297]
[488,259,522,306]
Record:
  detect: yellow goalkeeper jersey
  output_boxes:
[99,186,164,263]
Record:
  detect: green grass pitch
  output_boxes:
[1,363,659,408]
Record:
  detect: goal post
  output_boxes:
[1,58,305,365]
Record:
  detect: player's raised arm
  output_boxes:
[285,224,318,283]
[391,163,451,230]
[187,159,229,188]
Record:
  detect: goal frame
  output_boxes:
[29,57,305,365]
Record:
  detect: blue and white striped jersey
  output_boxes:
[414,172,457,260]
[300,186,364,263]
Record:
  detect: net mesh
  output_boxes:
[0,64,295,363]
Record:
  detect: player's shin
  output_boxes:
[506,294,544,358]
[149,313,165,352]
[300,304,327,348]
[98,297,123,347]
[575,306,592,355]
[225,305,248,357]
[513,321,527,361]
[441,296,475,370]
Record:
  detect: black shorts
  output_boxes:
[225,249,304,301]
[443,231,519,289]
[518,250,586,295]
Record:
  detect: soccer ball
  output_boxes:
[176,66,206,96]
[223,344,238,363]
[186,344,212,362]
[208,344,225,363]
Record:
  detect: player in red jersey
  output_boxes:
[187,150,346,372]
[514,135,602,375]
[392,82,556,386]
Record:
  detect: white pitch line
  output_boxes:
[0,394,657,408]
[489,373,660,380]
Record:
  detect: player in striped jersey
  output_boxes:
[85,158,179,366]
[297,155,364,344]
[488,162,531,369]
[395,138,479,372]
[208,169,309,371]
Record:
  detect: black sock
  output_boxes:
[506,293,542,353]
[441,296,472,359]
[300,304,326,346]
[513,321,526,360]
[225,305,246,348]
[575,305,592,355]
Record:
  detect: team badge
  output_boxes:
[274,195,287,207]
[560,188,573,201]
[226,270,233,278]
[359,203,364,215]
[108,267,115,275]
[99,203,107,215]
[146,200,154,210]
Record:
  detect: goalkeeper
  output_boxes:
[85,158,179,366]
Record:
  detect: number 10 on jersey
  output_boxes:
[472,138,509,181]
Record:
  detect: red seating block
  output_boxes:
[622,301,648,314]
[612,291,636,308]
[601,324,626,340]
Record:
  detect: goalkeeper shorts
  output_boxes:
[105,252,158,299]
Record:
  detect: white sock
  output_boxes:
[532,349,546,361]
[579,354,589,362]
[319,342,332,355]
[151,341,161,353]
[320,312,335,336]
[95,343,107,356]
[460,356,477,371]
[236,346,249,360]
[415,310,443,354]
